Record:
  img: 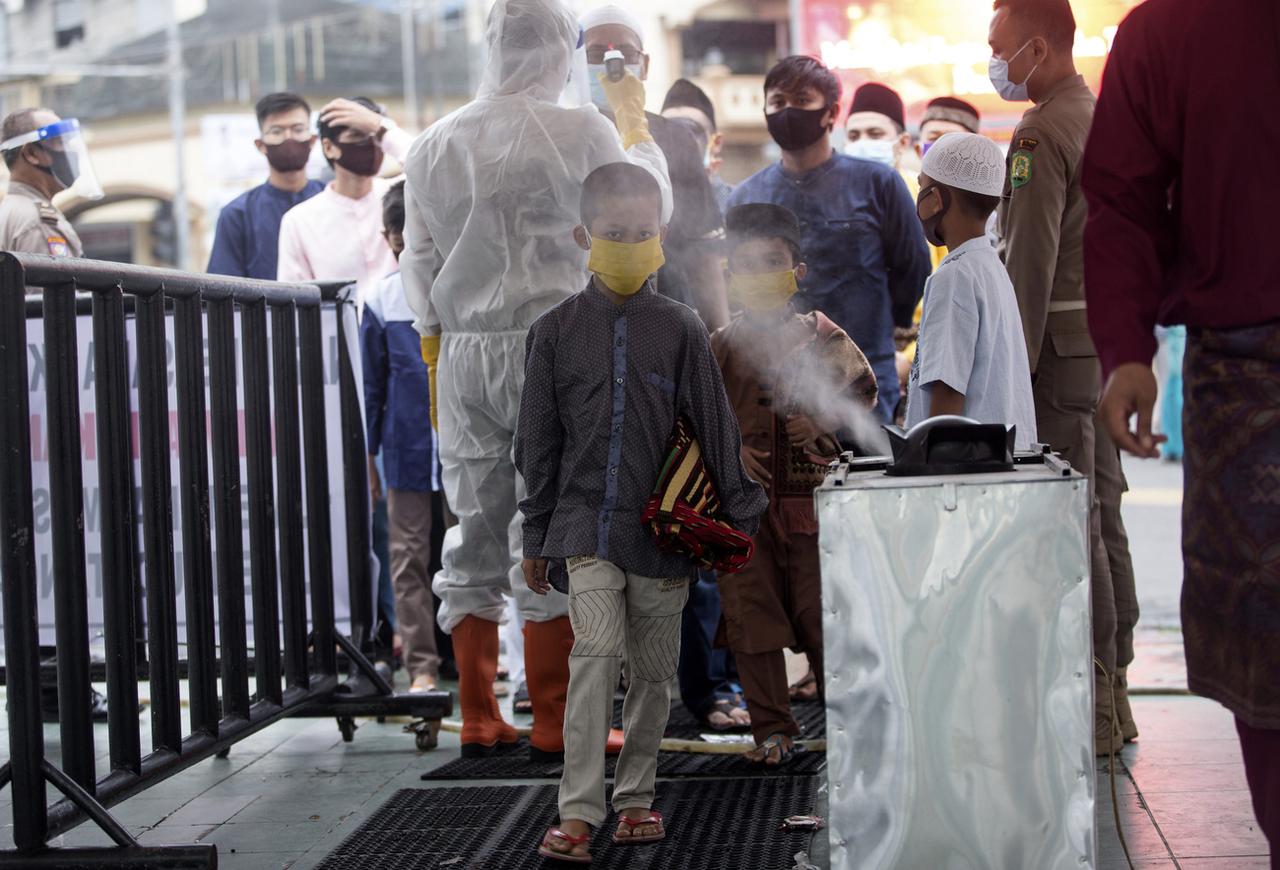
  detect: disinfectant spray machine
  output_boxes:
[815,418,1095,869]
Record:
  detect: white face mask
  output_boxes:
[586,63,644,110]
[845,137,896,167]
[989,41,1038,102]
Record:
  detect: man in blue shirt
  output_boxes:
[207,92,325,279]
[728,57,930,422]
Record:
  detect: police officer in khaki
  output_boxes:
[0,108,102,257]
[990,0,1139,756]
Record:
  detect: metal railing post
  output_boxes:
[335,296,373,649]
[0,256,49,847]
[270,302,309,689]
[173,294,219,735]
[42,280,95,792]
[299,305,336,676]
[135,290,182,753]
[207,297,251,721]
[92,283,143,775]
[240,298,283,707]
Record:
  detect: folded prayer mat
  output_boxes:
[641,415,754,574]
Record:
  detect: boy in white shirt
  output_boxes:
[906,133,1037,449]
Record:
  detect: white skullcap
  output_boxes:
[921,132,1005,197]
[580,4,645,49]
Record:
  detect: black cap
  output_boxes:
[662,78,716,131]
[849,82,905,131]
[726,203,802,249]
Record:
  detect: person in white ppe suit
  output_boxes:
[401,0,671,761]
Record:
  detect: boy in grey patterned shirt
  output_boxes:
[519,163,765,863]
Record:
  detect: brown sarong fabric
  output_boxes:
[1182,320,1280,729]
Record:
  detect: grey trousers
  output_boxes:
[388,489,441,681]
[559,556,689,827]
[1095,424,1139,669]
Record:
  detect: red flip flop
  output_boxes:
[538,826,593,864]
[613,809,665,845]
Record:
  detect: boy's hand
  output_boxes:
[522,558,550,595]
[786,414,823,450]
[367,455,383,504]
[741,445,772,485]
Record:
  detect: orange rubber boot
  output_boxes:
[453,615,518,758]
[525,616,573,762]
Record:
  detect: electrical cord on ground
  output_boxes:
[1097,656,1134,870]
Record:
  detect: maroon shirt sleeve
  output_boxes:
[1081,3,1178,378]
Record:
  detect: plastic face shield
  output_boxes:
[0,119,104,200]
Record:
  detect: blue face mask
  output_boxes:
[989,41,1038,102]
[586,63,644,110]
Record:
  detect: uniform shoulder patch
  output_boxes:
[45,233,70,257]
[1016,136,1039,152]
[1010,150,1034,189]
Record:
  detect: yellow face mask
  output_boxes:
[587,236,666,297]
[728,269,799,312]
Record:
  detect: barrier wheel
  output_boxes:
[215,747,231,759]
[338,715,357,742]
[410,719,440,751]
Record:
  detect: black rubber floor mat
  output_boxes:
[615,696,827,741]
[418,740,825,781]
[318,777,818,869]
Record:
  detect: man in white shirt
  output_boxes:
[906,133,1037,449]
[277,97,413,303]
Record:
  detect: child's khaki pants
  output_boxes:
[558,556,689,827]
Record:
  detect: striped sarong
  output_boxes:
[641,416,755,574]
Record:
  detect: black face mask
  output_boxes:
[333,139,384,177]
[265,138,313,173]
[766,106,831,152]
[917,184,952,248]
[35,144,79,191]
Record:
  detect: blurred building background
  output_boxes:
[0,0,1138,271]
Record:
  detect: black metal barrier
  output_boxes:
[0,253,451,867]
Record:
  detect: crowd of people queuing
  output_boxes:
[3,0,1275,863]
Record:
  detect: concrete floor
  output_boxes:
[0,457,1270,868]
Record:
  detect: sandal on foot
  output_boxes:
[748,733,799,767]
[613,809,665,845]
[514,681,532,715]
[789,671,819,702]
[702,698,750,732]
[538,826,592,863]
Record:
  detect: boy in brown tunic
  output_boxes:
[710,203,878,764]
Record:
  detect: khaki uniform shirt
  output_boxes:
[0,181,82,258]
[997,74,1096,372]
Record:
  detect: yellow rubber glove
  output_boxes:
[599,71,653,150]
[421,334,441,433]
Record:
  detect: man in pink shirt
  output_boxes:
[277,97,413,303]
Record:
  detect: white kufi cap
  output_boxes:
[579,4,646,49]
[921,132,1005,197]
